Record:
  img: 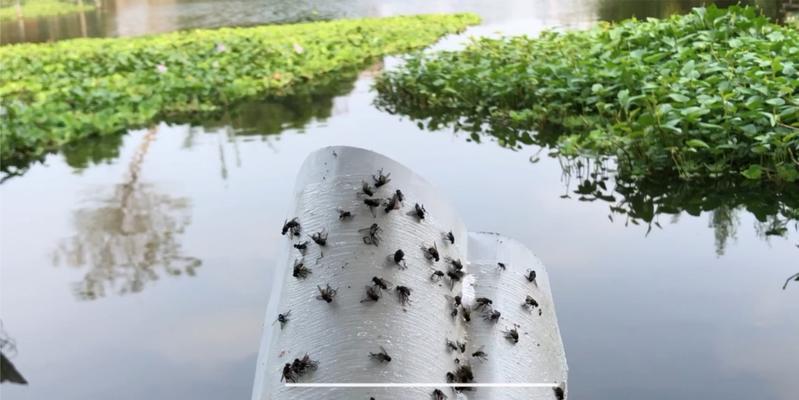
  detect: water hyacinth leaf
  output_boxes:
[686,139,710,149]
[741,164,763,180]
[0,13,481,173]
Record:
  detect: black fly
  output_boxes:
[409,203,426,220]
[293,259,311,279]
[445,339,466,353]
[281,217,301,236]
[445,295,461,317]
[461,306,471,322]
[316,284,337,303]
[361,181,375,197]
[553,386,565,400]
[311,230,328,246]
[361,285,381,303]
[293,241,308,254]
[497,262,506,271]
[447,257,463,271]
[372,276,391,290]
[384,190,403,213]
[504,325,519,343]
[395,285,412,306]
[444,231,455,245]
[445,339,458,352]
[446,265,464,289]
[472,346,488,362]
[525,269,537,284]
[360,224,382,246]
[337,208,353,220]
[273,310,291,329]
[291,354,319,376]
[431,388,447,400]
[373,169,391,187]
[364,198,381,217]
[369,346,392,363]
[430,269,445,282]
[483,309,501,323]
[523,295,539,310]
[393,249,407,269]
[423,243,440,262]
[474,297,493,311]
[281,363,296,382]
[448,363,474,384]
[281,353,318,382]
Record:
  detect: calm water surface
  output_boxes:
[1,1,798,399]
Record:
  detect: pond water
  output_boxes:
[1,1,797,400]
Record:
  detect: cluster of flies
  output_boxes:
[277,166,556,399]
[276,168,459,387]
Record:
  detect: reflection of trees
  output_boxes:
[54,127,201,300]
[60,132,124,170]
[596,0,783,22]
[0,320,27,385]
[558,156,798,255]
[192,65,360,136]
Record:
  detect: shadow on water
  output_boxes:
[52,127,201,300]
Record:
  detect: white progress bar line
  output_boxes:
[286,383,559,388]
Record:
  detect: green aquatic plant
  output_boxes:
[0,0,94,21]
[376,6,799,184]
[0,13,480,173]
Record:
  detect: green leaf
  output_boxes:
[765,98,785,106]
[686,139,710,149]
[669,93,690,103]
[741,164,763,180]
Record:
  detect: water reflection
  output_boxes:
[0,321,27,385]
[197,67,361,136]
[597,0,785,22]
[53,127,200,300]
[559,159,799,255]
[375,89,799,258]
[0,0,359,44]
[2,0,787,45]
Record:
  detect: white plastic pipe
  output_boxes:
[252,146,567,399]
[465,232,568,399]
[253,146,469,399]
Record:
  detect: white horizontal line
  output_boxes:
[286,383,558,388]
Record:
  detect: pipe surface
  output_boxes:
[253,146,469,399]
[252,147,568,399]
[465,232,568,399]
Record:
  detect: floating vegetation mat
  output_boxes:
[376,6,799,184]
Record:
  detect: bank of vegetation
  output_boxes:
[376,6,799,184]
[0,0,94,21]
[0,13,480,171]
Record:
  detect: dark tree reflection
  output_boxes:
[557,155,798,256]
[54,127,201,300]
[0,321,27,385]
